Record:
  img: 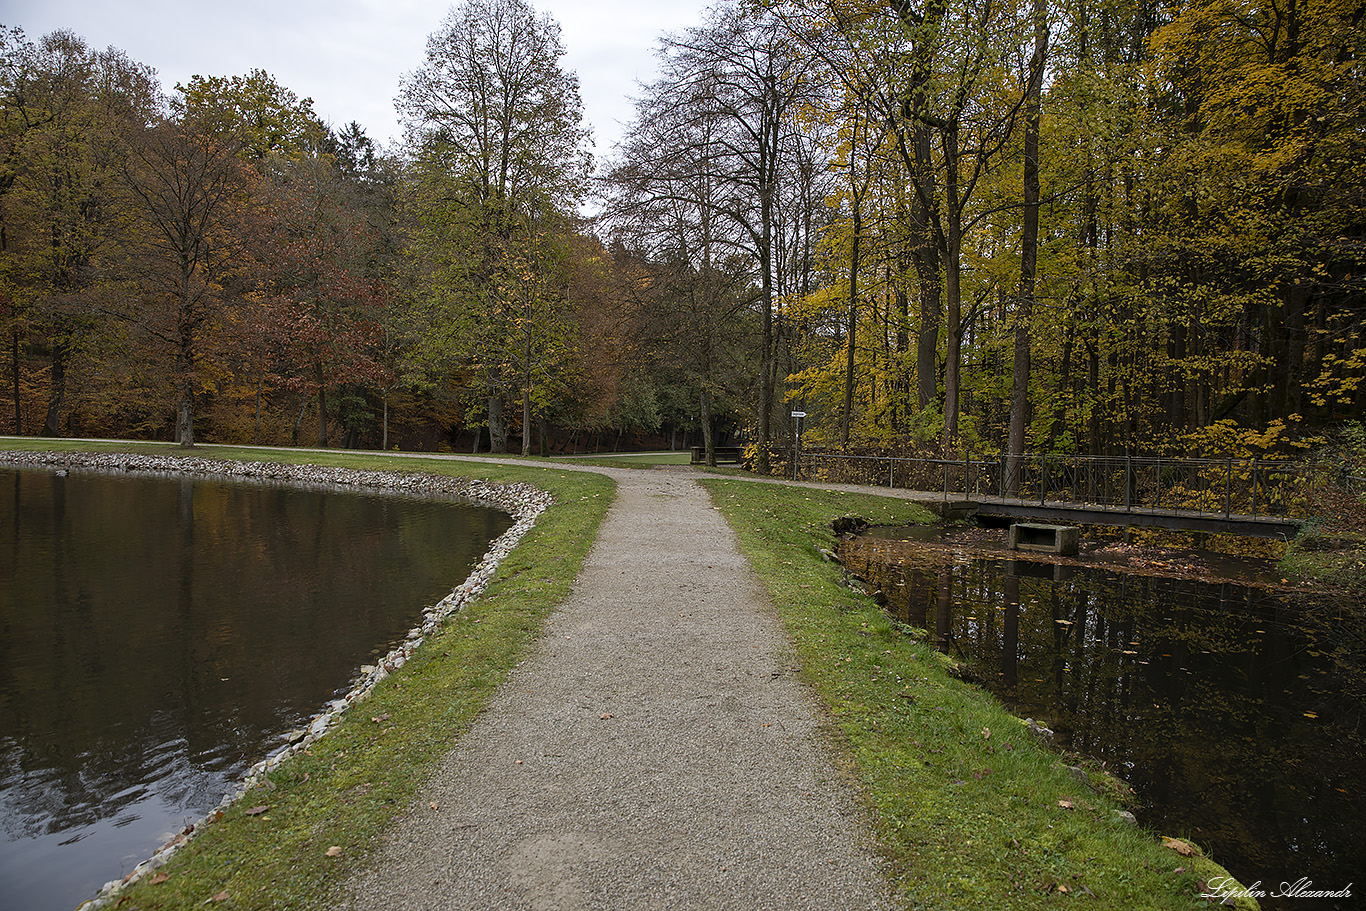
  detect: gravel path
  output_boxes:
[341,468,900,911]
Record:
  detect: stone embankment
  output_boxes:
[2,450,553,909]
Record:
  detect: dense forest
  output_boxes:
[2,0,1363,465]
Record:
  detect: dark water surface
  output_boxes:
[842,532,1364,910]
[0,468,511,911]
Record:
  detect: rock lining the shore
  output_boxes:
[1,450,553,909]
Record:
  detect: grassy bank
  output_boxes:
[1278,430,1366,597]
[702,479,1251,911]
[3,440,615,910]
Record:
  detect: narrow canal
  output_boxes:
[840,527,1363,910]
[0,467,511,911]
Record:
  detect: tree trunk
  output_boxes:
[1008,0,1047,493]
[316,362,328,448]
[522,386,532,457]
[842,203,861,448]
[701,386,716,467]
[756,198,774,473]
[10,328,19,435]
[942,128,963,446]
[253,370,264,444]
[891,268,912,432]
[522,320,533,456]
[177,393,195,448]
[1283,283,1308,418]
[177,334,196,449]
[291,393,308,446]
[42,339,69,438]
[488,393,507,453]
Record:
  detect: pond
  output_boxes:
[0,467,512,911]
[841,528,1363,911]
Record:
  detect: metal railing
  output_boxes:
[797,451,1352,520]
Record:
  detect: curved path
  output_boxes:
[341,466,900,911]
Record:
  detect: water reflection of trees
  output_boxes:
[843,538,1365,907]
[0,469,509,843]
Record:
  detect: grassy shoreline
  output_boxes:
[4,440,617,910]
[701,479,1255,910]
[4,439,1251,909]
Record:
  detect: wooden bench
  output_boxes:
[690,445,745,465]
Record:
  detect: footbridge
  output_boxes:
[798,452,1362,538]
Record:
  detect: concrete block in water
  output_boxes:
[1008,523,1080,556]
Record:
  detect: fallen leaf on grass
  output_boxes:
[211,891,230,902]
[1162,836,1196,856]
[1058,799,1074,809]
[148,872,169,885]
[244,805,270,816]
[325,846,343,857]
[370,714,391,724]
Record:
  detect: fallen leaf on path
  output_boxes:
[599,713,613,720]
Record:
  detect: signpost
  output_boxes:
[791,411,806,481]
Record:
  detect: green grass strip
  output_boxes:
[700,478,1256,911]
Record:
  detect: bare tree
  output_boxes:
[609,2,818,469]
[397,0,590,452]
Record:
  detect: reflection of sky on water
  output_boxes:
[843,534,1364,911]
[0,732,220,911]
[0,468,510,911]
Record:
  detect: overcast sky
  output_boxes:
[2,0,716,158]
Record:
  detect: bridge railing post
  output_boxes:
[1125,455,1132,511]
[1251,458,1258,516]
[1040,454,1048,506]
[1225,457,1233,517]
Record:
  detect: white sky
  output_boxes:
[1,0,716,158]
